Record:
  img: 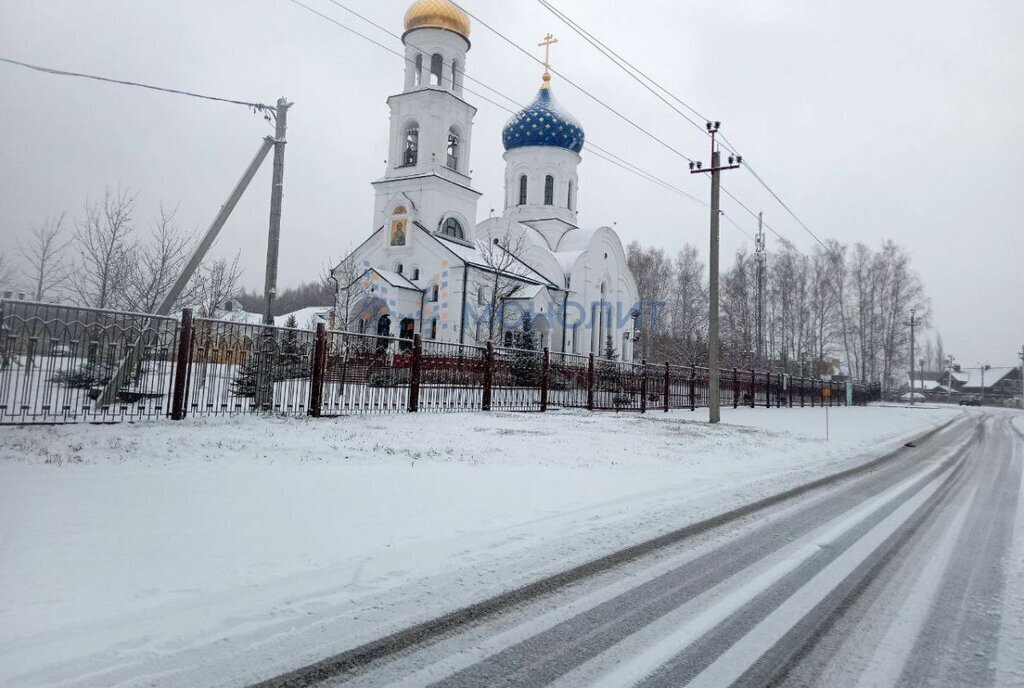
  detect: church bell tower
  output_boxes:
[372,0,481,248]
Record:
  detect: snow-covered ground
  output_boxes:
[0,404,959,687]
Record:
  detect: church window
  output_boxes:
[430,54,443,86]
[441,217,465,240]
[430,318,438,339]
[518,175,528,205]
[504,331,514,347]
[414,54,423,87]
[451,60,459,91]
[412,267,420,280]
[395,263,404,275]
[402,125,419,166]
[477,286,486,306]
[447,129,460,171]
[544,175,554,205]
[568,180,575,210]
[431,285,439,302]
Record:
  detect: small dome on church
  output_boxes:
[502,86,585,154]
[404,0,471,39]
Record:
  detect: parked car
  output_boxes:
[898,392,926,402]
[959,396,982,406]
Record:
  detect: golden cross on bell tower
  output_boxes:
[539,32,558,88]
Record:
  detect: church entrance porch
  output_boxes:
[399,318,416,352]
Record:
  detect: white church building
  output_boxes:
[332,0,639,360]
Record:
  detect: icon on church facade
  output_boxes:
[390,218,407,246]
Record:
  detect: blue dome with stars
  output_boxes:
[502,86,585,154]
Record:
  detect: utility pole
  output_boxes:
[263,97,292,325]
[755,212,766,367]
[691,121,741,424]
[946,353,955,404]
[1019,345,1024,407]
[905,309,916,405]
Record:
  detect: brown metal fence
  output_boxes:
[0,302,882,424]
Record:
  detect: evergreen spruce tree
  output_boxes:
[510,316,541,386]
[230,357,258,398]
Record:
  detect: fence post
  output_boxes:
[689,364,696,411]
[587,352,595,411]
[540,347,550,412]
[800,377,805,407]
[407,334,422,412]
[308,323,327,417]
[732,367,739,409]
[640,360,647,414]
[171,308,193,421]
[749,368,755,408]
[482,341,493,411]
[766,371,772,408]
[664,362,670,413]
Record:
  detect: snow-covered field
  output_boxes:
[0,404,959,687]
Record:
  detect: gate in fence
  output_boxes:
[0,301,881,424]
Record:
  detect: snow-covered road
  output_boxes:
[271,409,1024,688]
[0,404,982,686]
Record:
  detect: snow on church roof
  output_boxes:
[431,233,558,287]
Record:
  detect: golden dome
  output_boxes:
[404,0,471,39]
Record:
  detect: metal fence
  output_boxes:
[0,301,179,424]
[0,301,882,424]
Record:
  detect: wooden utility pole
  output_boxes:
[1019,346,1024,406]
[691,121,741,424]
[263,97,292,325]
[907,309,916,405]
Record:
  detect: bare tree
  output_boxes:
[72,187,137,309]
[123,205,197,313]
[626,242,673,362]
[663,244,707,363]
[472,224,531,343]
[0,251,14,291]
[19,214,73,302]
[192,254,243,318]
[329,251,373,331]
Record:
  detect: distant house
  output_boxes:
[908,366,1022,404]
[959,366,1022,399]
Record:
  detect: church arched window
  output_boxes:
[431,284,440,302]
[412,267,420,280]
[451,60,459,91]
[568,180,575,210]
[430,318,438,339]
[414,54,423,87]
[441,217,464,240]
[518,175,528,205]
[447,129,460,171]
[402,124,419,166]
[544,175,554,205]
[477,286,486,306]
[430,54,443,86]
[395,263,404,275]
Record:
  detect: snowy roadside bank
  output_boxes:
[0,404,958,687]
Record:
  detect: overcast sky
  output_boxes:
[1,0,1022,366]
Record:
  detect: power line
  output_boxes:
[288,0,755,239]
[448,1,696,164]
[528,1,832,253]
[535,0,710,139]
[0,56,273,114]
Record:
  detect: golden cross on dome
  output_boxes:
[539,32,558,87]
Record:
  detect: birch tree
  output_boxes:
[19,214,73,302]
